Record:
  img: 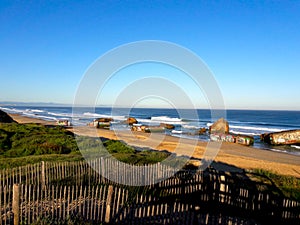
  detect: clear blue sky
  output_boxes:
[1,1,299,110]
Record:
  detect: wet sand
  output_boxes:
[9,113,300,178]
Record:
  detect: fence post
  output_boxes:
[101,157,105,181]
[13,184,20,225]
[105,185,114,223]
[41,161,46,188]
[157,162,162,180]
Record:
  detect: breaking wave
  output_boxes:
[229,125,284,133]
[82,112,125,121]
[182,124,200,129]
[291,145,300,149]
[207,122,285,135]
[83,112,106,118]
[171,130,183,134]
[151,116,182,124]
[26,109,44,113]
[22,112,57,121]
[229,130,261,136]
[48,112,72,117]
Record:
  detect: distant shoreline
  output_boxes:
[9,113,57,125]
[7,113,300,178]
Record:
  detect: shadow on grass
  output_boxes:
[110,160,300,225]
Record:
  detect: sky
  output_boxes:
[0,0,300,110]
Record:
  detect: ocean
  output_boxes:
[1,106,300,155]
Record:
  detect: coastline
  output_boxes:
[8,113,300,178]
[9,113,57,125]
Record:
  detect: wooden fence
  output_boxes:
[0,159,179,187]
[0,160,300,224]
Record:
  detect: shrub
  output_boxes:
[103,140,135,154]
[0,123,78,157]
[0,129,10,152]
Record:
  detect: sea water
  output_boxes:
[1,106,300,155]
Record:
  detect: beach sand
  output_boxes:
[9,113,300,178]
[10,113,57,125]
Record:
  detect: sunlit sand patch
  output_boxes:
[157,142,178,152]
[133,134,148,140]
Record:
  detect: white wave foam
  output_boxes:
[230,125,284,132]
[291,145,300,149]
[82,112,125,121]
[83,112,109,118]
[0,107,11,111]
[48,112,72,117]
[37,115,57,121]
[0,107,24,114]
[207,121,284,133]
[172,130,183,134]
[136,117,184,126]
[267,148,300,156]
[151,116,183,124]
[111,116,126,121]
[182,125,200,129]
[151,116,181,122]
[22,112,57,121]
[136,118,152,124]
[268,148,289,154]
[26,109,44,113]
[132,123,143,126]
[229,130,260,136]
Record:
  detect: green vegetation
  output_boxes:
[103,139,169,164]
[0,123,79,157]
[0,153,83,169]
[28,215,96,225]
[76,137,173,165]
[104,139,135,154]
[0,122,186,169]
[249,169,300,201]
[0,123,172,168]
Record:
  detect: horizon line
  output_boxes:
[1,101,300,111]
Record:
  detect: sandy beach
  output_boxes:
[10,113,57,125]
[9,113,300,178]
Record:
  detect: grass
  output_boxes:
[28,214,97,225]
[0,153,84,169]
[248,169,300,201]
[81,138,172,165]
[0,123,172,168]
[0,123,79,157]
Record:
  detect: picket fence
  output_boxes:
[0,159,299,225]
[0,158,180,187]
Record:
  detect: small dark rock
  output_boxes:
[126,117,138,125]
[160,123,175,129]
[95,118,113,123]
[198,127,207,135]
